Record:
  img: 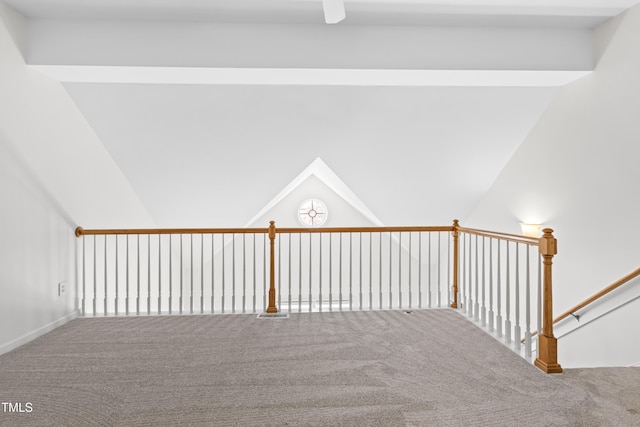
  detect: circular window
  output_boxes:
[297,199,328,227]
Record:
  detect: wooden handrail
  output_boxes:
[76,225,455,237]
[77,225,540,238]
[456,226,539,246]
[554,267,640,324]
[276,225,454,234]
[526,267,640,343]
[75,226,268,237]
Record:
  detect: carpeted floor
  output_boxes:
[0,309,639,426]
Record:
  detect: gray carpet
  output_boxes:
[0,309,638,426]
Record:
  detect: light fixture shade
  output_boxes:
[323,0,346,24]
[520,223,541,238]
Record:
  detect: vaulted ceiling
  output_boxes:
[4,0,639,227]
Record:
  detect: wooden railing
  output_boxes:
[75,226,271,316]
[553,267,640,324]
[75,220,561,373]
[74,223,455,316]
[451,223,561,373]
[525,268,640,346]
[271,223,454,313]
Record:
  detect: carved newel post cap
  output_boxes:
[539,228,557,256]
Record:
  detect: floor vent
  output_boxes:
[257,313,290,319]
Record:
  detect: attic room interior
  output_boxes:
[1,0,640,424]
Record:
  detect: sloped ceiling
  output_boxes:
[4,0,640,227]
[61,83,558,226]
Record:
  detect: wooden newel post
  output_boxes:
[266,221,278,313]
[534,228,562,373]
[451,219,460,309]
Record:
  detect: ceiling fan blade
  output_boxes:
[323,0,345,24]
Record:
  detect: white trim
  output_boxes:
[245,157,384,227]
[0,310,78,356]
[29,65,590,88]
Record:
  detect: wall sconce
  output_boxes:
[520,223,541,238]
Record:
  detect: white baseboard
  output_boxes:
[629,361,640,367]
[0,310,78,356]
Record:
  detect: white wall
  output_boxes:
[465,5,640,367]
[0,138,76,354]
[0,3,155,353]
[0,3,155,229]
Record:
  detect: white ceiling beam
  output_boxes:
[5,0,639,24]
[26,20,594,72]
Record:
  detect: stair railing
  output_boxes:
[75,219,561,373]
[452,222,562,373]
[553,267,640,325]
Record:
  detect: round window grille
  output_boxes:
[297,199,328,227]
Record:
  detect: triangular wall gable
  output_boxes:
[245,157,383,227]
